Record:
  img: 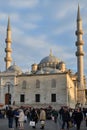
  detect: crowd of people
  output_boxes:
[59,106,87,130]
[5,106,47,130]
[0,105,87,130]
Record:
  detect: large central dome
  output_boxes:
[40,51,59,64]
[40,55,59,64]
[38,51,60,71]
[31,50,66,74]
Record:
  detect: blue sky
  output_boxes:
[0,0,87,79]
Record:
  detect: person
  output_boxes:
[72,109,77,127]
[40,108,46,129]
[6,106,14,130]
[14,108,19,128]
[59,106,64,120]
[30,108,38,128]
[27,108,32,122]
[83,108,87,127]
[17,109,25,130]
[51,109,58,123]
[61,107,70,130]
[85,112,87,127]
[74,107,83,130]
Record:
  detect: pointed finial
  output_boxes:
[7,16,11,30]
[77,4,81,21]
[49,49,52,56]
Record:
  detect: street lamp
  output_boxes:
[5,81,15,106]
[5,82,18,106]
[6,82,12,106]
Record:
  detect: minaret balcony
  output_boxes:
[75,51,84,56]
[4,57,12,62]
[5,38,12,43]
[5,48,12,52]
[75,30,83,35]
[75,41,84,46]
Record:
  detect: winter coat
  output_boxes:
[40,110,46,121]
[52,110,58,117]
[74,111,83,123]
[7,109,14,118]
[62,110,70,122]
[31,109,38,123]
[18,110,25,122]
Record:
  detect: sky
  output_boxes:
[0,0,87,80]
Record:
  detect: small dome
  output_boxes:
[7,63,22,74]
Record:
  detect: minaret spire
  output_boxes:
[75,5,85,105]
[4,17,12,70]
[7,16,11,30]
[77,4,81,21]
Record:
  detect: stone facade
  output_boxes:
[0,71,76,109]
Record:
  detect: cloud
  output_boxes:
[9,0,39,8]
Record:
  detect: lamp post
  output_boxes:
[6,82,18,106]
[6,82,12,106]
[8,84,11,105]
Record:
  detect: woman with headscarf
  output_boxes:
[18,109,25,129]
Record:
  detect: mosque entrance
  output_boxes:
[5,93,11,105]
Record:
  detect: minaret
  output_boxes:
[75,5,85,105]
[4,17,12,70]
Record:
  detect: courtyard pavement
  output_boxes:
[0,117,87,130]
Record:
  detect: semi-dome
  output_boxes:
[36,69,44,74]
[50,68,61,74]
[36,67,62,74]
[7,63,22,74]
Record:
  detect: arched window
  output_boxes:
[36,80,40,88]
[22,80,27,89]
[51,79,56,88]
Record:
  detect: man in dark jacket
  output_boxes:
[14,108,19,128]
[61,107,70,130]
[6,106,14,129]
[74,108,83,130]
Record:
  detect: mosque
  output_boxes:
[0,6,86,109]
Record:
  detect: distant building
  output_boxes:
[0,6,86,109]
